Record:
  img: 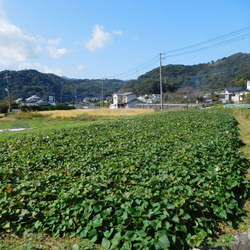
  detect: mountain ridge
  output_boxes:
[120,52,250,95]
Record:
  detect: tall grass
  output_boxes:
[38,108,155,118]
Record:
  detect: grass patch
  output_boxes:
[38,108,155,118]
[0,108,154,140]
[1,234,104,250]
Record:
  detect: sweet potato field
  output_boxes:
[0,110,249,249]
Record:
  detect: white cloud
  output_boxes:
[85,24,111,52]
[47,38,69,59]
[48,46,69,58]
[113,30,123,35]
[47,38,61,46]
[0,17,42,68]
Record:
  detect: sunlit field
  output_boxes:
[38,108,155,118]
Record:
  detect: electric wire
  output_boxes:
[106,26,250,80]
[166,26,250,55]
[166,33,250,58]
[106,55,159,79]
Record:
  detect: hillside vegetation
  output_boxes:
[0,70,124,103]
[121,53,250,95]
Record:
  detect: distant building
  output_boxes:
[25,95,42,103]
[20,95,49,106]
[225,79,250,102]
[36,100,49,106]
[110,92,140,109]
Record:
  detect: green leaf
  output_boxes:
[104,228,114,238]
[166,203,175,210]
[135,230,147,237]
[227,220,233,227]
[93,217,103,228]
[102,238,111,249]
[88,229,98,243]
[172,214,179,223]
[219,209,227,219]
[34,220,42,229]
[111,232,122,248]
[3,222,10,228]
[121,241,132,249]
[72,244,79,250]
[158,234,170,248]
[93,204,102,212]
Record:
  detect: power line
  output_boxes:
[166,33,250,58]
[106,55,159,79]
[106,26,250,80]
[166,26,250,56]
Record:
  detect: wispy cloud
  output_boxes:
[47,38,61,46]
[77,64,86,71]
[133,35,140,40]
[85,24,112,52]
[48,46,69,59]
[47,38,69,58]
[113,30,123,35]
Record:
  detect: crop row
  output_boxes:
[0,110,249,249]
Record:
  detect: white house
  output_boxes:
[20,95,49,106]
[225,79,250,102]
[110,92,139,109]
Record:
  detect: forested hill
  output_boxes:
[1,53,250,102]
[120,53,250,95]
[0,70,125,102]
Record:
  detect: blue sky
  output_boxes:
[0,0,249,80]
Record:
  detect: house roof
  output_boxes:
[127,98,139,104]
[114,92,133,96]
[226,87,247,92]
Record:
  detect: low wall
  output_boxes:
[135,103,212,110]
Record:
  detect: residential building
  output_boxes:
[110,92,139,109]
[225,79,250,102]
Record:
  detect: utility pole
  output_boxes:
[74,85,77,108]
[4,73,11,112]
[159,53,165,111]
[61,81,63,103]
[102,78,104,107]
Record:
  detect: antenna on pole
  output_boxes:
[4,73,11,112]
[160,53,165,111]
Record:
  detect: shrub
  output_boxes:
[19,105,41,112]
[0,102,9,113]
[41,103,76,111]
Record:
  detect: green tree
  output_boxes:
[212,94,220,103]
[245,93,250,104]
